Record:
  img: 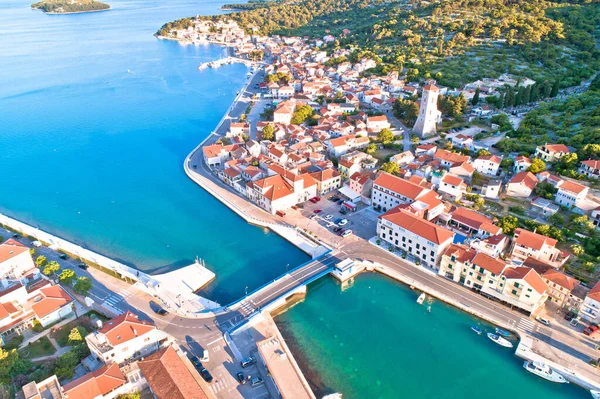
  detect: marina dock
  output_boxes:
[198,56,256,70]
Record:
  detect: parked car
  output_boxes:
[584,325,599,336]
[309,198,318,203]
[570,318,579,327]
[341,230,352,238]
[241,356,256,368]
[77,263,88,270]
[313,209,322,214]
[189,355,202,369]
[334,227,343,233]
[251,377,264,387]
[564,311,576,321]
[535,316,550,326]
[236,372,246,384]
[276,210,286,217]
[334,218,342,224]
[59,254,69,260]
[325,214,333,220]
[339,219,348,226]
[199,367,213,382]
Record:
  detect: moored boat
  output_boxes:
[487,332,513,348]
[523,361,568,383]
[495,327,511,337]
[471,326,483,335]
[417,293,426,304]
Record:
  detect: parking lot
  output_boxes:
[297,192,379,241]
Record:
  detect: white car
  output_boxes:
[535,316,550,326]
[325,214,333,220]
[326,222,335,228]
[341,229,352,237]
[339,219,348,226]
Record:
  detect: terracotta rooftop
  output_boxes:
[502,266,548,294]
[0,241,30,264]
[514,228,557,251]
[374,172,430,201]
[380,208,454,245]
[542,269,579,292]
[29,285,73,319]
[558,180,588,195]
[138,346,208,399]
[509,171,538,190]
[472,253,506,275]
[63,363,126,399]
[97,311,156,347]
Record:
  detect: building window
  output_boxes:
[512,289,518,295]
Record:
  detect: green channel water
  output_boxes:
[276,273,590,399]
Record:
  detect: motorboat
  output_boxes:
[417,293,426,305]
[471,326,483,335]
[523,361,568,383]
[487,332,513,348]
[590,390,600,399]
[495,327,511,337]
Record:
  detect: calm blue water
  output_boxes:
[0,0,308,304]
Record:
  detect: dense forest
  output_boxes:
[221,0,275,11]
[494,74,600,166]
[31,0,109,13]
[159,0,600,88]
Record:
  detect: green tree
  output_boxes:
[261,124,274,141]
[548,213,564,226]
[410,135,420,144]
[55,351,79,379]
[35,255,47,267]
[476,149,491,157]
[74,277,92,296]
[68,327,85,343]
[365,143,377,154]
[0,348,18,384]
[550,80,559,98]
[381,162,399,175]
[497,93,505,109]
[527,158,546,174]
[471,87,480,106]
[377,128,395,144]
[534,182,557,200]
[59,269,76,285]
[542,80,552,98]
[498,216,518,235]
[291,105,314,125]
[42,261,60,277]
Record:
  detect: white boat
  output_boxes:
[523,361,568,383]
[322,394,342,399]
[417,293,426,304]
[487,332,513,348]
[591,390,600,399]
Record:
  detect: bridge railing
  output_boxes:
[223,250,333,310]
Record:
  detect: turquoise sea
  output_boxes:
[0,0,308,304]
[0,2,592,398]
[277,274,590,399]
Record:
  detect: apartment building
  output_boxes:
[554,180,589,208]
[377,208,454,269]
[511,228,563,266]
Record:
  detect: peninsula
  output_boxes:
[31,0,110,14]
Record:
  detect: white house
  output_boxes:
[511,228,564,266]
[0,239,38,281]
[554,180,589,208]
[438,174,468,201]
[86,311,162,366]
[377,208,454,269]
[28,285,74,327]
[581,281,600,323]
[506,171,538,198]
[513,156,531,173]
[473,155,501,176]
[535,143,570,163]
[366,115,391,132]
[371,172,430,212]
[578,159,600,179]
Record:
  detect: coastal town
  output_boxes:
[2,10,600,399]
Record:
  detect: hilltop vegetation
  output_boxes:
[161,0,600,88]
[32,0,109,13]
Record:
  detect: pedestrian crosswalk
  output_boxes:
[517,318,536,333]
[209,377,231,394]
[238,300,256,316]
[103,289,132,307]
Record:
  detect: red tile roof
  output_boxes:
[98,311,156,347]
[503,267,548,294]
[509,171,538,190]
[514,228,557,251]
[542,270,579,292]
[138,346,208,399]
[374,172,430,200]
[380,208,454,245]
[0,241,30,264]
[558,180,588,195]
[63,363,126,399]
[443,244,477,263]
[472,253,506,275]
[29,285,73,319]
[589,281,600,302]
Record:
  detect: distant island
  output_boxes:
[32,0,110,14]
